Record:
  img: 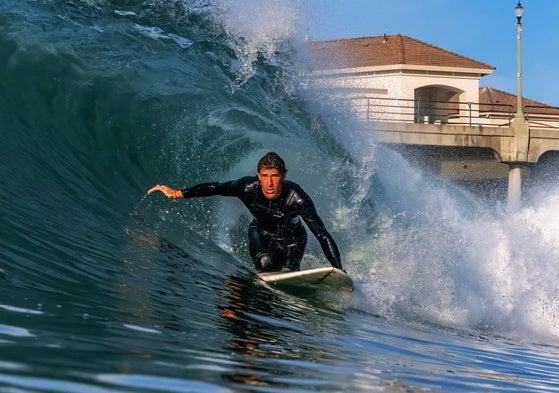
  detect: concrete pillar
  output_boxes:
[507,164,522,212]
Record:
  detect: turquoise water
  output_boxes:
[2,1,559,392]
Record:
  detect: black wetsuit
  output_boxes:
[180,176,342,273]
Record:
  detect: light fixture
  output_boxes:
[515,2,524,24]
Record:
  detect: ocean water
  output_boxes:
[2,1,559,392]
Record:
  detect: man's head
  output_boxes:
[257,152,287,175]
[257,152,286,200]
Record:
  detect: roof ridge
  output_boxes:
[312,34,384,41]
[479,87,496,105]
[397,34,406,64]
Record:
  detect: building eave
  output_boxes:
[309,64,494,78]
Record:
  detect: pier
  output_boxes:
[351,97,559,208]
[307,30,559,209]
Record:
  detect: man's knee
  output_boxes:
[254,252,281,272]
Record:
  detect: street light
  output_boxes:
[507,1,526,212]
[515,1,524,121]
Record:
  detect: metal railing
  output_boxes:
[349,97,559,129]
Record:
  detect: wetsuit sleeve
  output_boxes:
[181,182,233,198]
[180,178,248,199]
[297,191,343,270]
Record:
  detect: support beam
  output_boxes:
[507,164,522,212]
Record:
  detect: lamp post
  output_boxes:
[514,1,524,122]
[507,1,527,212]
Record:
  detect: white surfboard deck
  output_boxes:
[259,267,354,292]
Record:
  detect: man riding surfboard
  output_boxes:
[148,152,344,273]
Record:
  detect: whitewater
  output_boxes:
[2,1,559,392]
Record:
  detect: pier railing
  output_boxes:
[350,97,559,129]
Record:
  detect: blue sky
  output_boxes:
[306,0,559,107]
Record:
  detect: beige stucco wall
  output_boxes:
[307,69,480,100]
[306,67,483,123]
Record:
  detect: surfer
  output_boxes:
[148,152,344,273]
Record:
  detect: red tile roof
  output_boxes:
[480,87,559,114]
[309,34,495,73]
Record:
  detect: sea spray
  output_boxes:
[301,64,559,341]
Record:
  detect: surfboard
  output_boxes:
[259,267,354,293]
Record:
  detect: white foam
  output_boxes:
[301,76,559,343]
[217,0,308,84]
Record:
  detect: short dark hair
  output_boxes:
[257,152,287,174]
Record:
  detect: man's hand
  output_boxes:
[147,184,182,199]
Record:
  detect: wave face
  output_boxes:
[3,1,559,392]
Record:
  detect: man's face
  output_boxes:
[257,167,284,200]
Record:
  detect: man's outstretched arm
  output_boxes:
[148,179,251,200]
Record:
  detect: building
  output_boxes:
[307,34,559,128]
[306,34,559,204]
